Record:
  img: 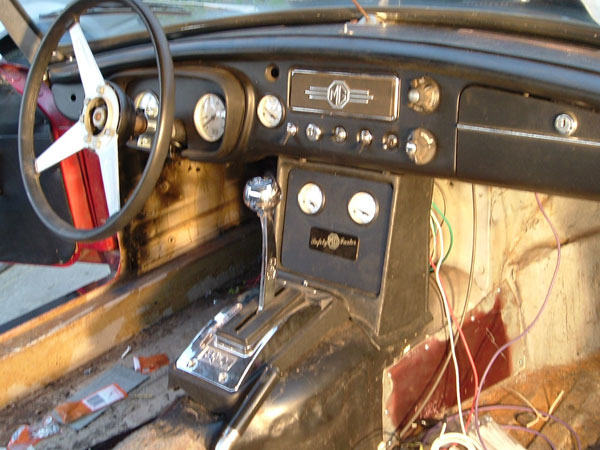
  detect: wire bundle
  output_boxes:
[394,189,578,450]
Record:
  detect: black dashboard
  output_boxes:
[49,20,600,198]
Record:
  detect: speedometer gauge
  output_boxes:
[194,93,226,142]
[257,94,284,128]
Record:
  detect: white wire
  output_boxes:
[430,211,466,435]
[431,432,484,450]
[430,215,437,263]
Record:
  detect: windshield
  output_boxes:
[4,0,599,47]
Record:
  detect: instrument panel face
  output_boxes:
[228,59,461,178]
[48,21,600,198]
[280,167,392,294]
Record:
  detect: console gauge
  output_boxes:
[298,183,324,215]
[348,192,378,225]
[257,94,284,128]
[194,93,226,142]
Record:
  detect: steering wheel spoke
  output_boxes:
[69,22,105,99]
[19,0,174,242]
[97,137,121,216]
[35,121,87,173]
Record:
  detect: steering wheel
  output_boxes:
[19,0,174,242]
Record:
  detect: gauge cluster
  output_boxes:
[121,66,246,160]
[279,162,393,294]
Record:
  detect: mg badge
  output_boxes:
[304,80,373,110]
[327,81,350,109]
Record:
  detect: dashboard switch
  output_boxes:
[408,76,440,113]
[333,126,348,143]
[406,128,437,165]
[360,129,373,145]
[358,129,373,153]
[282,122,298,145]
[382,133,399,151]
[306,123,323,142]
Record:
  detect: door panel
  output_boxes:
[0,79,76,264]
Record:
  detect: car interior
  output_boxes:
[1,0,600,449]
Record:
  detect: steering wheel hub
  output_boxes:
[82,84,119,145]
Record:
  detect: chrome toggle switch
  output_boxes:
[358,129,373,153]
[281,122,298,146]
[243,176,282,311]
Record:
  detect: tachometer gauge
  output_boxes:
[298,183,324,215]
[194,93,226,142]
[348,192,378,225]
[257,94,284,128]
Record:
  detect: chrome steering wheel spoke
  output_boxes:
[35,121,87,173]
[69,22,105,99]
[96,136,121,216]
[19,0,174,242]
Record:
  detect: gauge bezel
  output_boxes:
[347,191,379,225]
[297,182,325,215]
[257,94,285,128]
[194,93,226,142]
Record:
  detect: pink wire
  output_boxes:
[474,193,562,449]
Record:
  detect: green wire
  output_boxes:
[429,201,454,271]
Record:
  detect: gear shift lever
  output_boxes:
[243,176,281,312]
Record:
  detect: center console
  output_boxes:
[169,158,433,449]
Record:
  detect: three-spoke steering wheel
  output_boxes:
[19,0,174,242]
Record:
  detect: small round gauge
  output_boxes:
[257,94,284,128]
[348,192,378,225]
[194,93,226,142]
[298,183,324,215]
[134,90,159,119]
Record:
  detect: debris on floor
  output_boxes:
[53,383,127,425]
[121,345,132,359]
[133,354,170,374]
[7,415,60,449]
[59,364,148,431]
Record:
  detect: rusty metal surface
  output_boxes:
[473,352,600,449]
[123,158,246,274]
[0,225,259,410]
[0,272,260,449]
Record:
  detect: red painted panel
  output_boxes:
[0,62,117,261]
[386,295,512,430]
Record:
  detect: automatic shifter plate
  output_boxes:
[176,324,277,392]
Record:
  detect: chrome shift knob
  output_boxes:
[244,176,281,312]
[243,177,281,213]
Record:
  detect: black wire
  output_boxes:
[392,183,478,443]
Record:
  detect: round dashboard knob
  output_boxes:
[306,123,323,142]
[333,126,348,143]
[408,76,440,113]
[406,128,437,165]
